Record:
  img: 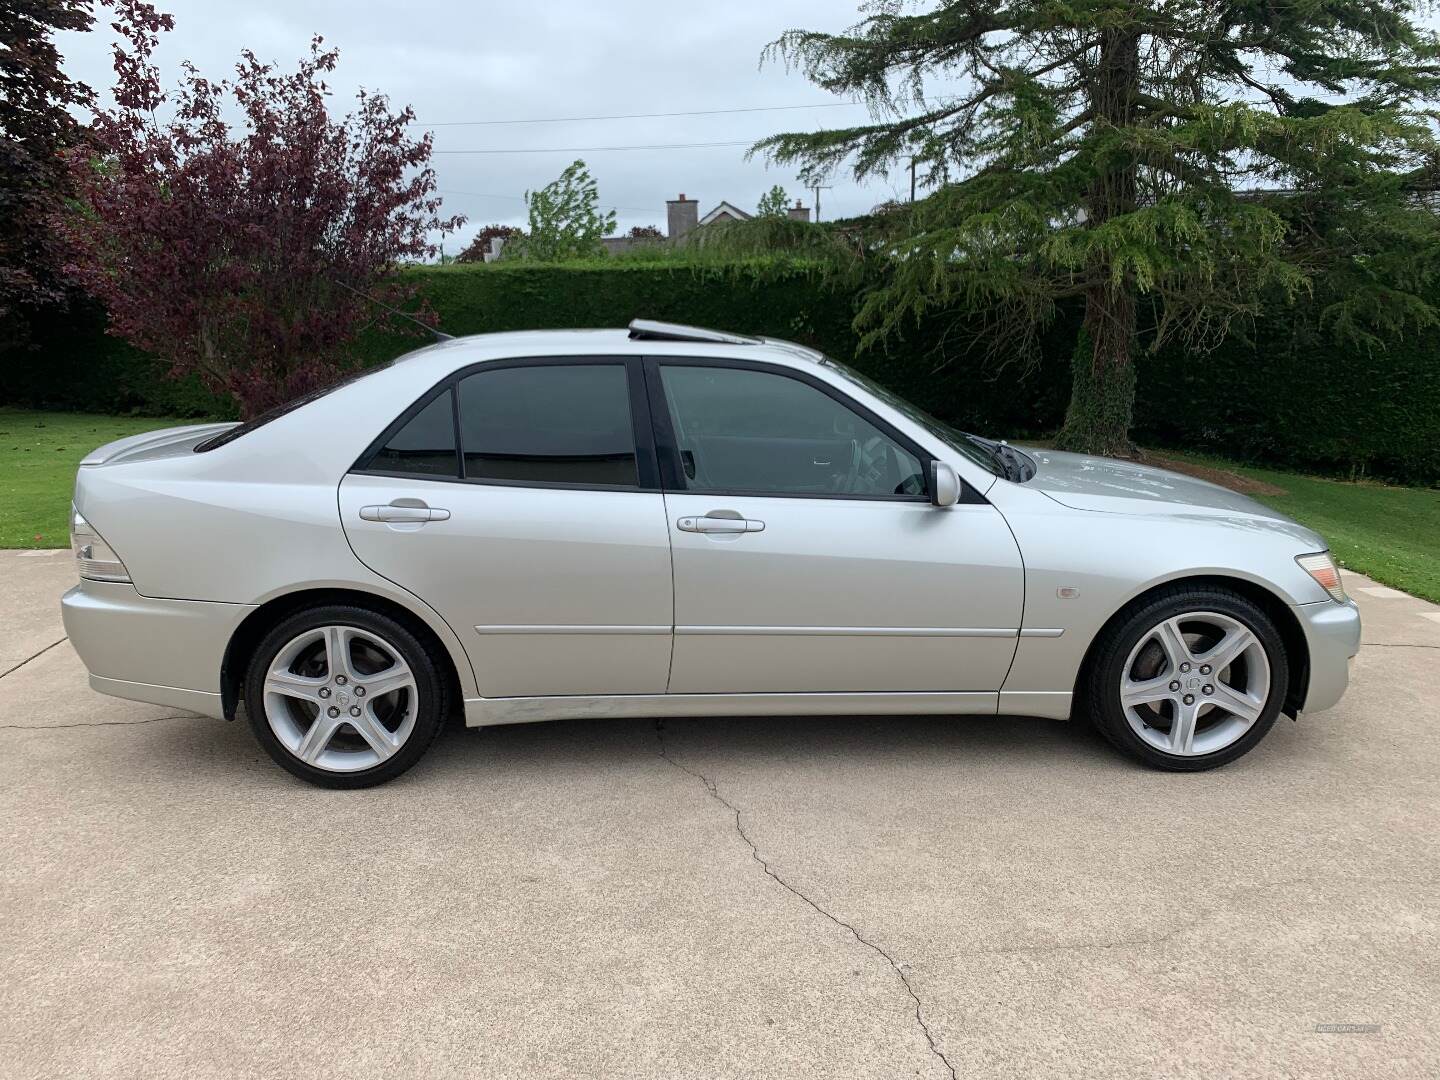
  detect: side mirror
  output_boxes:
[929,460,961,507]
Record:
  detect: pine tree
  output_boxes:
[757,1,1440,456]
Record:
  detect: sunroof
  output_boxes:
[626,319,763,345]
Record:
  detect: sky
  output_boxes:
[54,0,914,253]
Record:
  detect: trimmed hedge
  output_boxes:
[1,300,235,418]
[3,260,1437,484]
[349,262,1078,441]
[1137,313,1440,485]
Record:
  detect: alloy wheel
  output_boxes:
[1119,610,1271,757]
[262,624,419,773]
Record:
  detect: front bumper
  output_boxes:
[1295,598,1361,714]
[61,580,253,720]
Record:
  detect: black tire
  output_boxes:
[243,604,449,789]
[1081,585,1289,771]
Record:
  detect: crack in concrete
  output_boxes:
[655,721,958,1080]
[1361,642,1440,649]
[0,637,68,680]
[1,713,200,730]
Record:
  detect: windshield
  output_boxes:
[819,357,1002,476]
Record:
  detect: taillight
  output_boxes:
[70,507,131,583]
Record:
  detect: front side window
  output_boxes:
[820,357,1002,476]
[658,364,925,497]
[457,364,637,487]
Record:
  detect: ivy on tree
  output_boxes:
[757,0,1440,457]
[59,0,462,417]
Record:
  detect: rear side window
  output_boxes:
[367,389,458,476]
[457,364,636,487]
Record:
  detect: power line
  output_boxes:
[415,102,861,127]
[432,140,755,155]
[439,189,663,214]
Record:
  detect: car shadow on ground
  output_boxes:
[166,707,1131,791]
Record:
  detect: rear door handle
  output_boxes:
[360,504,450,523]
[677,514,765,534]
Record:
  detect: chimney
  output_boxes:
[787,199,810,223]
[667,193,699,240]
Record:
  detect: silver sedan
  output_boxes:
[61,320,1361,787]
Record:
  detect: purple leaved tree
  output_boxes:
[60,1,463,416]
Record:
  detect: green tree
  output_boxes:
[522,160,616,261]
[757,1,1440,456]
[756,184,790,217]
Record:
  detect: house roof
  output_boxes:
[698,201,754,226]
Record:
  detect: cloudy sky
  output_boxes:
[55,1,915,253]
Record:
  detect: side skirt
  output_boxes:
[463,691,1003,728]
[997,690,1073,721]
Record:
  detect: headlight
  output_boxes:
[1296,551,1347,603]
[70,507,131,583]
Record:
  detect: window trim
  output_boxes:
[641,355,959,504]
[352,355,661,492]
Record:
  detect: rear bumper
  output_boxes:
[1295,598,1361,714]
[61,581,252,721]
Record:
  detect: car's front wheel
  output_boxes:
[1084,586,1290,770]
[243,605,448,788]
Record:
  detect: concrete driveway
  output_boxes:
[1,551,1436,1079]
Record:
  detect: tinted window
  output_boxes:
[368,389,458,476]
[822,357,1001,476]
[458,364,637,487]
[659,365,924,497]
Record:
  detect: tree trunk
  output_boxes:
[1055,295,1138,457]
[1054,25,1141,458]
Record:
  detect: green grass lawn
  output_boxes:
[1234,466,1439,604]
[2,407,1437,603]
[0,408,199,548]
[1148,451,1440,603]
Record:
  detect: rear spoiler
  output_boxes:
[80,423,238,466]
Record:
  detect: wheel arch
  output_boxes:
[1074,574,1310,717]
[221,587,469,721]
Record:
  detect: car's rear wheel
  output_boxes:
[243,605,447,788]
[1084,586,1289,771]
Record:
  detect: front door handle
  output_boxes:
[360,503,451,523]
[677,514,765,534]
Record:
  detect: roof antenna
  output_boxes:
[331,278,454,342]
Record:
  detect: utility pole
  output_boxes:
[810,182,833,222]
[909,157,916,202]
